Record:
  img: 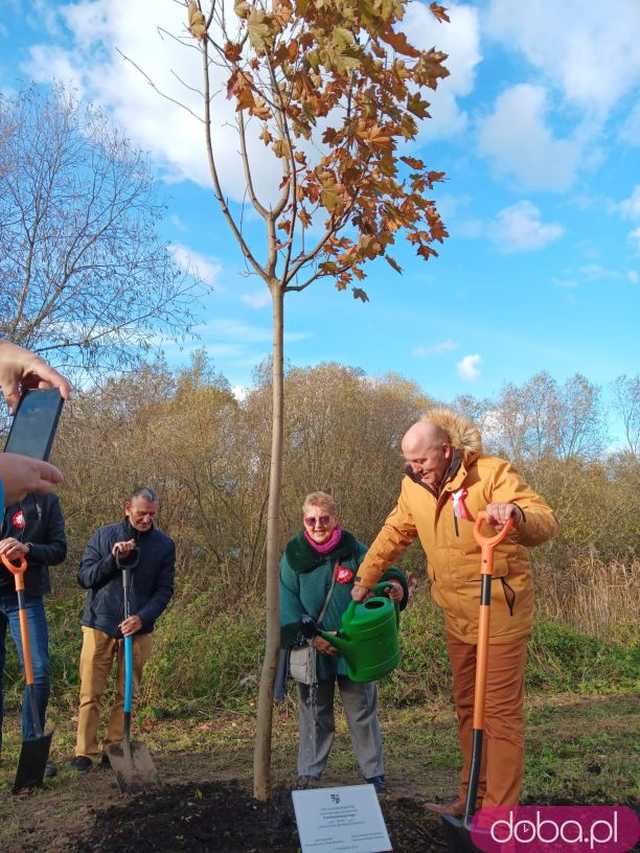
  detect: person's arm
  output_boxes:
[280,557,304,648]
[136,541,176,630]
[78,529,119,590]
[354,481,418,594]
[26,495,66,566]
[354,542,409,610]
[486,460,560,547]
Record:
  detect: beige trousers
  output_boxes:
[75,626,152,758]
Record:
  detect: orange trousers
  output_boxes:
[75,626,152,758]
[447,634,528,808]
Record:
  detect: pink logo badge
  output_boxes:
[471,805,640,853]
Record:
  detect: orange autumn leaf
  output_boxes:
[430,2,450,23]
[224,41,243,61]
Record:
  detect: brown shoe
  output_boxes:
[424,799,466,817]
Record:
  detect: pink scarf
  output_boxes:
[304,525,343,555]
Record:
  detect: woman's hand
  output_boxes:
[313,634,337,656]
[383,580,404,603]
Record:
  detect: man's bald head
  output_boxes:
[401,418,452,490]
[401,420,449,457]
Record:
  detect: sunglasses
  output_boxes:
[304,515,332,528]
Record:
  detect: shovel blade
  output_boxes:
[106,739,159,793]
[441,814,480,853]
[12,731,53,793]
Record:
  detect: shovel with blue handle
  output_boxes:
[105,550,159,793]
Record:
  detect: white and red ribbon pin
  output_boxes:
[451,488,472,521]
[11,509,26,530]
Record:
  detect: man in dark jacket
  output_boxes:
[0,492,67,776]
[71,486,174,771]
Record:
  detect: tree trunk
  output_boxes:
[253,282,284,800]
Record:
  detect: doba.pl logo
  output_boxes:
[471,805,640,852]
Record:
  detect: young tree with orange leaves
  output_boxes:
[181,0,450,799]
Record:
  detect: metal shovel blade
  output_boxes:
[106,739,159,793]
[442,814,495,853]
[12,730,53,793]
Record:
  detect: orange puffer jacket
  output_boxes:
[355,415,559,644]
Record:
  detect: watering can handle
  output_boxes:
[372,581,400,627]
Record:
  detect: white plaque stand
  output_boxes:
[291,784,392,853]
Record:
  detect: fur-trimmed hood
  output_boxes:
[421,407,483,455]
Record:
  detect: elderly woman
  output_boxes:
[280,491,408,793]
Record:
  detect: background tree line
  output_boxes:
[47,355,640,633]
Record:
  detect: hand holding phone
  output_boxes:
[4,389,65,461]
[0,341,71,414]
[1,389,65,506]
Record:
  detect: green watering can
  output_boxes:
[301,582,400,683]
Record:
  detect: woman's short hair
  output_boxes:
[302,491,337,516]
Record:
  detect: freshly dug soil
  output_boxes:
[73,780,448,852]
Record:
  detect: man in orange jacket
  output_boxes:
[352,408,559,811]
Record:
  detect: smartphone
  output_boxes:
[3,389,65,461]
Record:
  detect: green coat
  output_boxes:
[280,529,408,680]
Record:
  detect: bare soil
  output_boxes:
[0,693,638,852]
[72,780,447,853]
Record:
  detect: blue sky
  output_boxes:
[1,0,639,433]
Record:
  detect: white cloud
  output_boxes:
[455,218,483,239]
[22,0,284,200]
[241,290,271,310]
[489,201,564,252]
[412,339,457,357]
[170,214,186,232]
[457,354,481,381]
[485,0,640,117]
[231,384,249,402]
[203,318,310,344]
[619,186,640,221]
[478,85,583,191]
[168,244,221,287]
[579,264,622,282]
[628,270,639,284]
[401,2,481,139]
[629,228,640,253]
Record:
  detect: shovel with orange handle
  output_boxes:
[441,510,514,852]
[0,552,54,793]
